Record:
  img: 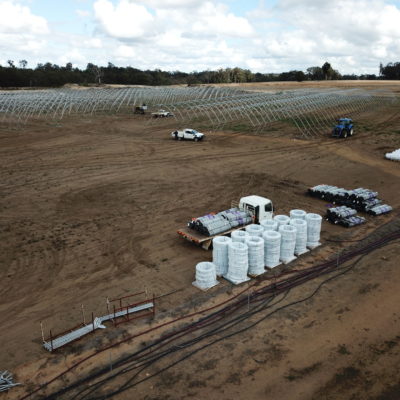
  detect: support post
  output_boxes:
[40,322,45,343]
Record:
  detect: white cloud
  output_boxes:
[0,0,49,34]
[76,9,90,17]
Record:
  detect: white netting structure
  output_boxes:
[225,241,249,284]
[306,213,322,249]
[263,230,281,268]
[279,224,297,264]
[385,149,400,161]
[212,236,232,276]
[274,215,290,228]
[260,219,278,231]
[193,262,219,290]
[245,236,265,276]
[289,209,307,220]
[231,230,250,243]
[245,224,265,237]
[290,218,308,255]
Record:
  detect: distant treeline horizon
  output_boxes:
[0,60,399,88]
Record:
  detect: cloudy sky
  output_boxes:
[1,0,400,74]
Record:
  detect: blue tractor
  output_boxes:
[332,118,354,138]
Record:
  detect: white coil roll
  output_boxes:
[289,209,306,220]
[305,213,322,248]
[245,236,265,276]
[231,230,249,243]
[263,230,281,268]
[274,214,290,228]
[212,236,232,276]
[226,241,249,284]
[245,224,264,237]
[290,218,308,255]
[193,262,218,289]
[279,224,297,263]
[260,219,278,232]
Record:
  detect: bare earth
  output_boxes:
[1,81,400,399]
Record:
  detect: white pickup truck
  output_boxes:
[151,109,174,118]
[171,129,205,141]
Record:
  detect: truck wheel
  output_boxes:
[349,128,354,136]
[342,130,348,138]
[194,137,199,142]
[178,136,182,141]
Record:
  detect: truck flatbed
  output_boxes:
[177,225,248,250]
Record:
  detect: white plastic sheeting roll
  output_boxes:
[274,214,290,228]
[193,262,218,290]
[279,224,297,264]
[231,230,249,243]
[290,218,308,255]
[260,219,278,232]
[263,230,281,268]
[289,209,306,220]
[385,148,400,161]
[245,236,265,276]
[225,241,249,284]
[245,224,264,237]
[306,213,322,249]
[212,236,232,276]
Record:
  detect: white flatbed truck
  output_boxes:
[177,195,274,249]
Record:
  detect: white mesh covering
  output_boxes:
[245,224,264,237]
[212,236,232,276]
[279,224,297,264]
[306,213,322,249]
[290,218,308,255]
[263,230,281,268]
[231,230,250,243]
[225,241,249,284]
[260,219,278,232]
[274,214,290,228]
[245,236,265,276]
[289,209,307,220]
[193,262,218,290]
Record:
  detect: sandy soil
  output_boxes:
[0,81,400,399]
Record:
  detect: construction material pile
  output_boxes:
[385,148,400,161]
[0,371,20,392]
[188,208,252,236]
[308,185,392,215]
[326,206,366,227]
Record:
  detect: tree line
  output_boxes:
[0,60,398,88]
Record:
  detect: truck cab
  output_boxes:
[239,195,273,223]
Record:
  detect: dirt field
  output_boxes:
[1,81,400,399]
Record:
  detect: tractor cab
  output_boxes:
[332,118,354,138]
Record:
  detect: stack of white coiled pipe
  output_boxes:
[212,236,232,276]
[263,230,281,268]
[279,224,297,263]
[245,236,265,276]
[192,262,218,290]
[225,241,249,284]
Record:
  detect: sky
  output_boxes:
[1,0,400,74]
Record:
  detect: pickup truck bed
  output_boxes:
[177,225,248,250]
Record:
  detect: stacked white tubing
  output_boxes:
[263,230,281,268]
[193,262,218,290]
[279,224,297,264]
[231,230,249,243]
[260,219,278,232]
[290,218,308,255]
[212,236,232,276]
[274,214,290,228]
[290,209,306,220]
[306,213,322,249]
[245,224,264,237]
[245,236,265,276]
[226,241,249,284]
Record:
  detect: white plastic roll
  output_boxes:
[245,224,264,237]
[263,230,281,268]
[274,214,290,228]
[226,241,249,284]
[193,262,218,290]
[231,230,249,243]
[245,236,265,276]
[279,224,297,263]
[289,209,306,220]
[306,213,322,248]
[212,236,232,276]
[290,218,308,255]
[260,219,278,232]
